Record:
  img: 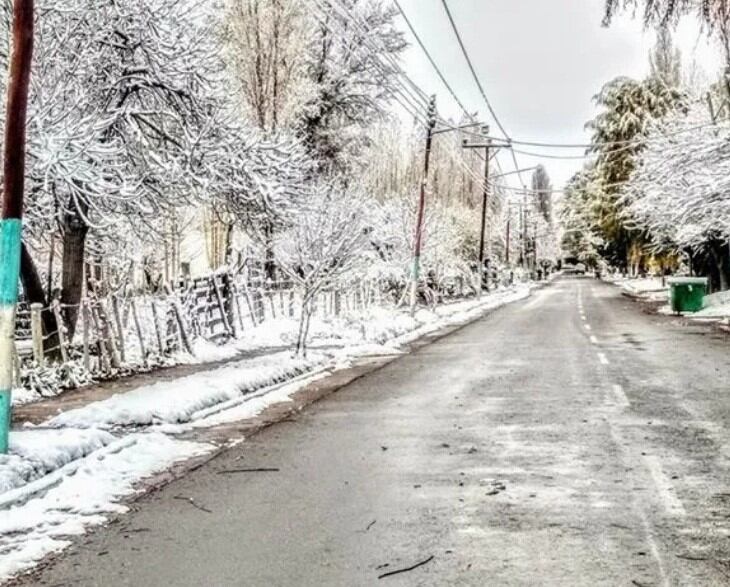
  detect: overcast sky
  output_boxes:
[396,0,723,193]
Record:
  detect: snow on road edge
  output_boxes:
[0,433,213,582]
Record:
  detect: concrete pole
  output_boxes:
[0,0,34,453]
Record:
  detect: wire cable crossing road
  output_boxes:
[17,277,730,586]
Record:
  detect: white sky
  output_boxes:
[396,0,724,193]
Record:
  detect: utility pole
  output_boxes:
[409,95,437,316]
[522,198,528,271]
[505,206,511,265]
[477,140,491,291]
[0,0,34,453]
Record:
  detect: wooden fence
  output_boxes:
[11,271,390,388]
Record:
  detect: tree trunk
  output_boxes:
[61,209,88,341]
[19,242,59,350]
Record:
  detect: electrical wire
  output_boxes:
[306,0,430,117]
[392,0,474,119]
[438,0,527,189]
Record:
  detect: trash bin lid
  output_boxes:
[667,277,708,285]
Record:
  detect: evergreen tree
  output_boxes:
[531,165,553,225]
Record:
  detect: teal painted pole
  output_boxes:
[0,219,22,452]
[1,0,35,453]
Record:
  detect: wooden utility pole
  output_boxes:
[0,0,34,453]
[477,141,491,290]
[409,95,437,316]
[505,207,511,265]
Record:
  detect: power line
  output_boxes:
[304,0,431,126]
[480,119,722,149]
[323,0,429,106]
[438,0,526,190]
[391,1,516,192]
[438,0,507,138]
[392,0,474,120]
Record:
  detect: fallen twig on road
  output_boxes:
[377,555,435,579]
[675,553,710,561]
[216,468,280,474]
[173,495,212,513]
[365,520,376,531]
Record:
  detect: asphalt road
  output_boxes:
[21,277,730,586]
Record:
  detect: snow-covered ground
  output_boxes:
[0,433,211,581]
[0,285,531,581]
[693,290,730,319]
[607,276,669,302]
[610,276,730,323]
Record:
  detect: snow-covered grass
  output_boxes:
[0,429,115,493]
[693,290,730,318]
[606,275,669,302]
[44,352,315,430]
[0,433,212,581]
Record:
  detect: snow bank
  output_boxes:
[0,429,115,493]
[0,433,212,582]
[693,290,730,318]
[44,352,315,430]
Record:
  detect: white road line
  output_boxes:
[612,384,630,409]
[639,512,672,587]
[643,455,687,517]
[597,352,609,365]
[584,324,591,331]
[607,421,671,587]
[590,335,599,345]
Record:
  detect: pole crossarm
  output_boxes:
[432,122,488,136]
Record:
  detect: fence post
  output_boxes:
[232,284,245,332]
[51,300,69,364]
[212,276,234,338]
[170,301,193,355]
[242,281,257,326]
[30,303,43,367]
[97,298,120,369]
[268,290,277,319]
[81,299,91,372]
[111,295,126,364]
[150,300,165,355]
[129,298,147,366]
[11,341,20,388]
[221,273,238,336]
[253,287,265,323]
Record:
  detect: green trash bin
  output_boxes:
[667,277,708,313]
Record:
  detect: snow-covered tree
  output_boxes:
[273,185,369,355]
[623,101,730,288]
[531,165,553,225]
[300,0,408,173]
[0,0,230,336]
[224,0,312,132]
